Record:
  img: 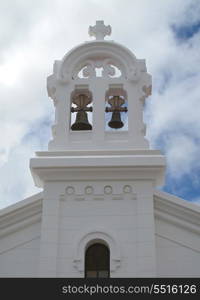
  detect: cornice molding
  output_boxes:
[0,193,43,238]
[30,153,165,188]
[154,190,200,233]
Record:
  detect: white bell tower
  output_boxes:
[30,21,165,277]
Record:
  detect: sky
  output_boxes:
[0,0,200,208]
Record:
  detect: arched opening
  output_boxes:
[70,88,93,131]
[105,85,128,131]
[85,243,110,278]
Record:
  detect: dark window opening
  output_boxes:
[85,243,110,278]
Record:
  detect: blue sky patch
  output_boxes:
[163,171,200,202]
[172,21,200,41]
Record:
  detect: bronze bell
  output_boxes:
[108,111,124,129]
[71,93,92,131]
[106,95,126,129]
[71,111,92,131]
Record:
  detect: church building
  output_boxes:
[0,21,200,278]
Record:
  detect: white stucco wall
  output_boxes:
[38,179,156,278]
[155,216,200,277]
[56,186,151,278]
[156,235,200,277]
[0,197,200,278]
[0,222,41,277]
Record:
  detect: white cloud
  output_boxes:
[145,30,200,179]
[0,0,200,208]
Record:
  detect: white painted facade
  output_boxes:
[0,21,200,278]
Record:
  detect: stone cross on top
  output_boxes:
[89,20,111,40]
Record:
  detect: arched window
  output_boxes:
[85,243,110,278]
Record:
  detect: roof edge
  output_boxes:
[154,189,200,230]
[0,192,43,237]
[0,192,43,216]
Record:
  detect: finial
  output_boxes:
[89,20,111,40]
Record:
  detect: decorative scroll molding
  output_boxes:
[140,85,152,104]
[73,58,122,80]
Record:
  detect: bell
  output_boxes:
[108,111,124,129]
[71,111,92,131]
